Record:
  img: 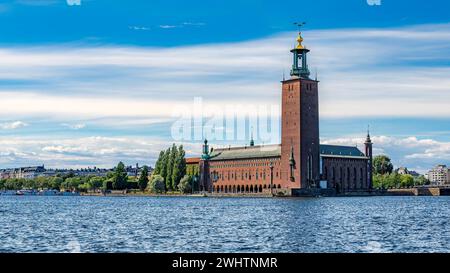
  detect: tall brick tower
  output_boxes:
[281,31,320,190]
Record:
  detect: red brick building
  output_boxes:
[187,32,373,196]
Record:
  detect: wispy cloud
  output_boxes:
[159,25,177,29]
[0,121,28,130]
[129,26,151,31]
[159,22,205,29]
[61,123,86,130]
[1,23,449,120]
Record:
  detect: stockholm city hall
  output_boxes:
[187,31,374,196]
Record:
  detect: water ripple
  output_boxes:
[0,196,449,253]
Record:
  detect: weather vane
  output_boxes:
[294,22,307,32]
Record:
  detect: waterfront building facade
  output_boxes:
[188,32,373,196]
[428,165,450,186]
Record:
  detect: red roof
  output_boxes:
[186,157,200,164]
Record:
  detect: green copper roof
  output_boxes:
[204,144,366,161]
[320,144,366,158]
[210,145,281,161]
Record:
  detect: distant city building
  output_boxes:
[125,163,153,178]
[395,167,421,177]
[1,164,153,180]
[0,165,45,179]
[428,165,450,186]
[396,167,410,175]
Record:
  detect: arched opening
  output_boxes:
[232,185,236,193]
[277,184,281,189]
[332,167,336,188]
[250,185,253,193]
[245,185,249,192]
[347,167,350,189]
[360,168,364,189]
[259,185,263,193]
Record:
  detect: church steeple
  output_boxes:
[290,30,311,79]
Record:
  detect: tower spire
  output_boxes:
[290,22,310,79]
[365,125,372,143]
[250,126,255,147]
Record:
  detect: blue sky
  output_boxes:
[0,0,450,173]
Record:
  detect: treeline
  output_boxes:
[0,162,151,192]
[0,143,198,195]
[0,175,108,192]
[372,155,429,189]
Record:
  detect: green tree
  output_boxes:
[172,145,186,191]
[23,178,37,190]
[112,162,128,190]
[160,148,170,189]
[51,177,64,190]
[178,175,192,194]
[373,155,394,175]
[414,175,429,186]
[138,165,150,191]
[5,179,24,190]
[149,175,165,194]
[400,174,415,188]
[165,144,177,191]
[88,176,104,191]
[153,151,165,175]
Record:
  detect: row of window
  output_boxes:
[323,165,368,189]
[211,169,281,182]
[213,184,282,193]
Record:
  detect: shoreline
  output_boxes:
[2,187,449,198]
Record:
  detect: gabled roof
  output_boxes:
[320,144,367,158]
[210,144,281,161]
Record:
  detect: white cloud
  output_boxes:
[159,25,177,29]
[0,121,28,130]
[0,136,202,169]
[61,123,86,130]
[129,26,150,31]
[322,135,450,174]
[0,23,450,121]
